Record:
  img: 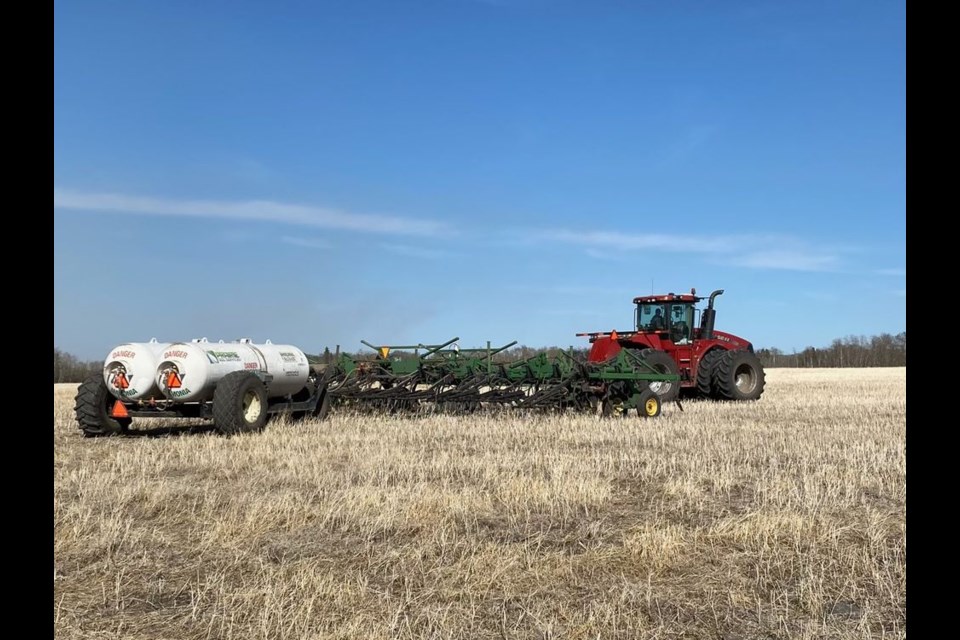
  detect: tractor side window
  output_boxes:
[638,304,666,330]
[670,304,693,343]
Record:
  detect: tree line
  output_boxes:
[754,332,906,368]
[54,331,906,383]
[53,348,102,384]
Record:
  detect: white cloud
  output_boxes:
[54,188,451,237]
[802,291,839,302]
[539,228,842,272]
[542,229,748,253]
[584,248,631,262]
[540,309,607,317]
[506,284,632,296]
[662,124,719,164]
[728,250,840,272]
[379,243,453,260]
[281,236,333,250]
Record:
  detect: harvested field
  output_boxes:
[53,367,906,639]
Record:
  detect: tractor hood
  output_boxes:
[711,330,752,351]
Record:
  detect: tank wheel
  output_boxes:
[637,389,662,418]
[635,349,681,402]
[74,374,132,437]
[696,349,726,398]
[714,350,766,401]
[213,371,270,435]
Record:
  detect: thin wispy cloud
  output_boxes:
[584,248,631,262]
[727,250,840,272]
[281,236,333,250]
[541,229,747,253]
[379,243,453,260]
[221,229,257,243]
[506,284,633,296]
[54,188,452,237]
[662,124,719,164]
[802,291,839,302]
[538,228,843,272]
[540,309,607,317]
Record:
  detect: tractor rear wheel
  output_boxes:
[213,371,270,435]
[636,349,680,402]
[714,350,766,401]
[74,374,131,437]
[696,349,726,398]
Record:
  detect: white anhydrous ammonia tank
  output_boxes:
[102,339,172,401]
[155,339,311,402]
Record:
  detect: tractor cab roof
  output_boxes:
[633,292,700,304]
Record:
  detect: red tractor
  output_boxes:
[578,289,765,402]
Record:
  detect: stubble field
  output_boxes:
[53,367,906,639]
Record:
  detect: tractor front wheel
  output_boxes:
[213,371,270,435]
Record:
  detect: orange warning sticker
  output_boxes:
[166,371,182,389]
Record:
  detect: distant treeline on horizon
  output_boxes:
[54,332,906,384]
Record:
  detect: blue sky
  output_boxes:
[54,0,905,361]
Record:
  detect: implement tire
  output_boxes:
[213,371,269,435]
[636,349,680,402]
[714,350,766,401]
[637,389,662,418]
[74,374,130,437]
[696,349,726,399]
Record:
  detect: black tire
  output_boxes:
[74,374,131,437]
[637,388,662,418]
[212,371,270,435]
[636,349,681,402]
[696,349,726,398]
[313,385,333,421]
[288,384,314,422]
[309,369,339,421]
[714,350,766,401]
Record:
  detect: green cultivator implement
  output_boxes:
[319,337,680,419]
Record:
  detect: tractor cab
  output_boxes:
[634,292,697,344]
[578,287,764,401]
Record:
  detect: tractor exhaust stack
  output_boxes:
[700,289,724,340]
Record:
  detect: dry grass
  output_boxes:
[54,367,906,639]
